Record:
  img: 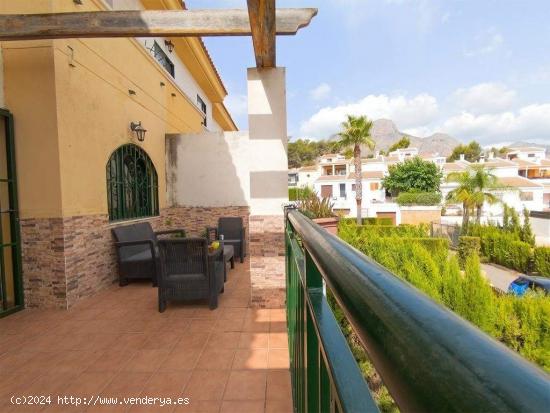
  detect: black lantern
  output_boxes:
[130,121,147,142]
[164,40,175,53]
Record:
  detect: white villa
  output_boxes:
[290,147,550,224]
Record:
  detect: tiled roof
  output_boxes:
[540,159,550,167]
[347,171,384,180]
[480,159,517,168]
[443,163,466,172]
[299,165,318,171]
[513,159,539,168]
[497,176,544,188]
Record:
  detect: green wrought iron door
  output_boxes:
[0,109,23,317]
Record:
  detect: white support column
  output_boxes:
[247,67,288,308]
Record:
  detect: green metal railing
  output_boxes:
[285,208,550,413]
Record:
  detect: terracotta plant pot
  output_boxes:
[313,217,340,235]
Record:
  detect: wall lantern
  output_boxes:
[130,121,147,142]
[164,40,175,53]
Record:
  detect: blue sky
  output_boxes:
[190,0,550,146]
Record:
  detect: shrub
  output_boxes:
[354,224,428,238]
[396,192,442,206]
[483,234,532,272]
[534,247,550,277]
[408,237,450,256]
[289,186,314,201]
[297,193,334,219]
[458,236,481,268]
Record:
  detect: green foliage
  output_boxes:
[458,236,481,268]
[382,157,443,195]
[287,138,339,168]
[337,222,550,373]
[520,208,535,246]
[288,186,314,201]
[396,192,442,206]
[534,247,550,277]
[447,141,483,162]
[387,136,410,153]
[348,224,429,238]
[340,217,394,226]
[297,193,335,219]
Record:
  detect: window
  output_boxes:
[339,183,346,198]
[150,41,174,78]
[197,95,207,127]
[520,191,533,201]
[370,182,380,191]
[106,144,159,221]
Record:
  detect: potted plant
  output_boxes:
[297,192,339,235]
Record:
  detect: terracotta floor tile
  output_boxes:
[99,371,152,398]
[269,321,287,333]
[206,332,241,349]
[116,333,148,350]
[195,348,236,370]
[188,320,216,333]
[62,371,117,396]
[86,350,136,373]
[173,333,210,351]
[223,371,266,401]
[267,350,290,370]
[219,400,265,413]
[123,349,171,373]
[184,370,229,401]
[238,333,269,350]
[241,319,270,333]
[266,371,291,401]
[159,348,202,371]
[231,349,268,370]
[173,400,220,413]
[268,333,288,350]
[213,318,244,333]
[265,398,293,413]
[140,332,182,351]
[269,310,287,323]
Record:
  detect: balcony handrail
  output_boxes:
[286,209,550,413]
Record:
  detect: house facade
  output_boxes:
[0,0,248,314]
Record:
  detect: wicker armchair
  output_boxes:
[111,222,185,286]
[157,238,225,312]
[207,217,246,263]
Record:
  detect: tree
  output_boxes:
[520,207,535,246]
[382,157,443,195]
[387,136,410,153]
[336,115,375,224]
[446,165,503,229]
[447,141,483,162]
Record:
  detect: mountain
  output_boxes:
[356,119,460,157]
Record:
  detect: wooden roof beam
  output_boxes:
[0,9,317,41]
[247,0,276,68]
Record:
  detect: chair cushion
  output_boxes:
[165,273,206,283]
[125,247,158,263]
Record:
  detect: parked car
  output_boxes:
[508,275,550,296]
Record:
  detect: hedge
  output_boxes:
[480,233,532,272]
[338,225,550,373]
[396,191,442,206]
[408,237,450,256]
[458,236,481,268]
[534,247,550,277]
[354,224,429,238]
[340,217,394,226]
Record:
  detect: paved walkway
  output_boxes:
[0,259,292,413]
[481,263,520,292]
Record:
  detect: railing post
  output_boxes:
[305,251,323,413]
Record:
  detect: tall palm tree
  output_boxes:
[446,165,503,229]
[337,115,375,224]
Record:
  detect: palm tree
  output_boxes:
[337,115,375,224]
[446,165,503,230]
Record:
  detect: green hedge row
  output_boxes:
[479,233,532,273]
[338,226,550,373]
[396,191,442,206]
[534,247,550,277]
[339,217,394,226]
[458,236,481,269]
[342,224,429,238]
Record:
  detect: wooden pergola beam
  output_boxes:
[0,9,317,41]
[247,0,276,68]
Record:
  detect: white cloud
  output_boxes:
[299,93,439,138]
[452,83,516,114]
[442,104,550,142]
[464,27,504,57]
[309,83,331,101]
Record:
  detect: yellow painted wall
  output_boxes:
[1,0,218,218]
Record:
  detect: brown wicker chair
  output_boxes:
[111,222,185,287]
[207,217,246,263]
[157,238,225,312]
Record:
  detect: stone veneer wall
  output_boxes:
[249,215,286,309]
[20,206,250,309]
